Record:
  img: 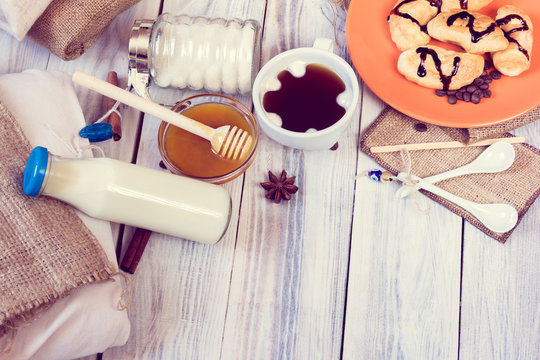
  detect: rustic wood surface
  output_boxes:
[0,0,538,359]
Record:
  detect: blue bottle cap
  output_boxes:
[23,146,49,197]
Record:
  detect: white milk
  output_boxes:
[42,157,231,244]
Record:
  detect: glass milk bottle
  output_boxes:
[128,13,261,98]
[23,146,231,244]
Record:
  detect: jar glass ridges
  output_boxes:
[140,13,261,95]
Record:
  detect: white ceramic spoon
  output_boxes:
[397,172,518,233]
[399,141,516,199]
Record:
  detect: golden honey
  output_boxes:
[158,94,258,183]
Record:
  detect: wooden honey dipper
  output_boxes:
[72,70,253,161]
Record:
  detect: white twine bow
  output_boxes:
[395,148,431,215]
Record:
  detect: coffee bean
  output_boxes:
[466,85,477,93]
[434,69,497,105]
[435,89,447,96]
[491,70,502,79]
[414,123,428,132]
[473,78,484,86]
[484,59,492,70]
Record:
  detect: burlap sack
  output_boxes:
[0,102,115,337]
[27,0,140,61]
[441,106,540,144]
[360,107,540,243]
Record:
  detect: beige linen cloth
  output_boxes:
[0,0,53,40]
[0,70,130,359]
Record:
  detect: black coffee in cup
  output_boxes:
[262,63,346,132]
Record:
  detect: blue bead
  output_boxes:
[368,169,382,181]
[79,123,114,142]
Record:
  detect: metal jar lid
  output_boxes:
[128,19,154,99]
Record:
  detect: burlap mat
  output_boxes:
[27,0,140,61]
[360,107,540,243]
[441,106,540,144]
[0,102,115,337]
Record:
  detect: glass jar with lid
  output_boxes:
[128,13,261,99]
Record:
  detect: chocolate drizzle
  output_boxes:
[416,47,461,90]
[447,11,497,43]
[459,0,469,9]
[496,14,530,60]
[389,0,441,34]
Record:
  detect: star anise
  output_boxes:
[260,170,299,204]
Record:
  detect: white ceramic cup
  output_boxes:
[252,38,359,150]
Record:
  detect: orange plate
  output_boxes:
[346,0,540,128]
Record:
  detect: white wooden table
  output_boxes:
[1,0,539,359]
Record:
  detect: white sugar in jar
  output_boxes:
[128,14,261,97]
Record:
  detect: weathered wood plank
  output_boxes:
[342,85,462,360]
[0,36,49,73]
[2,0,538,359]
[221,1,356,359]
[459,123,540,360]
[104,0,267,358]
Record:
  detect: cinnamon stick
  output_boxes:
[106,71,122,141]
[120,228,151,274]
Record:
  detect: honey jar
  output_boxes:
[158,94,259,184]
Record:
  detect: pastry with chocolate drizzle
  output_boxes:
[397,45,485,90]
[492,5,533,76]
[440,0,493,12]
[427,9,509,54]
[388,0,440,51]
